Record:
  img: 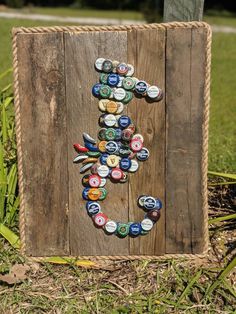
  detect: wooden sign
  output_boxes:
[13,22,211,259]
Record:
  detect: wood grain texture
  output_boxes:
[163,0,204,22]
[165,27,207,254]
[65,31,129,256]
[16,33,69,256]
[127,28,166,255]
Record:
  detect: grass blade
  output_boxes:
[6,164,17,216]
[5,195,19,226]
[205,257,236,297]
[1,100,8,144]
[0,223,20,249]
[1,83,12,93]
[208,213,236,224]
[3,96,14,109]
[0,139,7,221]
[208,181,236,186]
[176,270,202,305]
[0,68,13,81]
[222,279,236,299]
[43,256,97,268]
[208,171,236,180]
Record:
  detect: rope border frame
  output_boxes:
[12,21,212,261]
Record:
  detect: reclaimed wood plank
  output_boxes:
[65,31,129,256]
[163,0,204,22]
[127,28,166,255]
[165,27,207,253]
[16,33,69,256]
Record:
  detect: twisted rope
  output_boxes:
[202,24,212,254]
[12,31,26,254]
[12,21,210,35]
[13,21,211,261]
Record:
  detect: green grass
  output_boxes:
[2,6,236,27]
[0,17,235,172]
[209,33,236,172]
[204,10,236,27]
[0,6,143,21]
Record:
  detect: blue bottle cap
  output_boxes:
[155,198,162,210]
[135,81,148,94]
[129,223,142,236]
[100,153,109,165]
[87,201,101,216]
[143,196,157,210]
[119,158,131,171]
[84,142,99,152]
[86,201,93,210]
[115,128,122,140]
[107,73,120,87]
[118,115,131,129]
[136,148,150,161]
[82,188,90,200]
[92,83,102,97]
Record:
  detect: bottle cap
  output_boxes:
[104,114,117,127]
[88,188,102,201]
[104,220,118,234]
[89,175,101,188]
[129,223,142,236]
[97,165,110,178]
[128,160,139,172]
[99,72,109,84]
[106,155,120,168]
[106,101,118,114]
[113,88,126,101]
[92,83,102,97]
[122,91,133,104]
[95,58,105,71]
[107,73,120,87]
[119,158,131,171]
[98,99,109,112]
[87,202,101,216]
[136,148,149,161]
[118,115,131,129]
[135,80,148,94]
[102,59,113,73]
[117,223,129,237]
[99,85,112,98]
[130,138,143,152]
[111,168,123,181]
[147,85,161,99]
[93,213,108,227]
[141,218,154,231]
[98,187,107,200]
[126,64,135,77]
[116,63,128,75]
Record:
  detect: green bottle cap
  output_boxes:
[122,77,135,90]
[123,91,133,104]
[117,223,129,237]
[105,128,116,141]
[86,151,101,157]
[99,85,112,98]
[100,73,108,84]
[98,128,107,140]
[98,187,107,200]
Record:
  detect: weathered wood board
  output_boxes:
[13,23,211,258]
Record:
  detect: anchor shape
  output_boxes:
[73,58,163,238]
